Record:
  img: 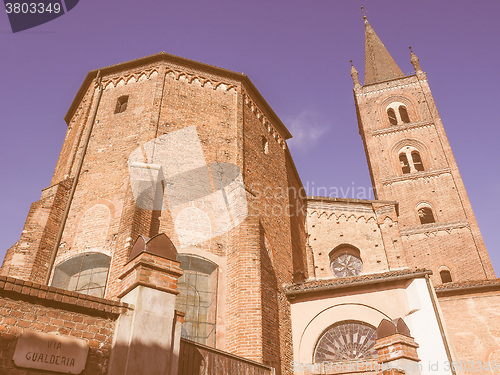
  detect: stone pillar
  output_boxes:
[108,250,183,375]
[374,333,421,375]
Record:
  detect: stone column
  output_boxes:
[108,250,183,375]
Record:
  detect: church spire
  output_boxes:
[362,8,405,85]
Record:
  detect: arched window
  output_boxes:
[440,270,452,283]
[418,206,435,224]
[51,252,110,298]
[411,152,424,171]
[314,321,377,363]
[175,254,218,346]
[399,153,411,174]
[115,95,129,114]
[399,106,410,123]
[397,145,427,175]
[329,245,362,278]
[387,108,398,125]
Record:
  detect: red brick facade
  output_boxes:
[0,276,127,374]
[353,53,495,284]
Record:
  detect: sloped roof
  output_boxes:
[284,269,431,296]
[364,17,405,85]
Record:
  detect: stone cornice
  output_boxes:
[372,121,435,137]
[382,168,451,186]
[400,221,469,236]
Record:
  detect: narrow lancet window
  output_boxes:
[387,108,398,125]
[412,152,424,171]
[399,106,410,123]
[399,154,411,174]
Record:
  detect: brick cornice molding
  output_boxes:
[435,278,500,297]
[0,276,130,317]
[382,168,452,186]
[243,92,287,149]
[400,221,469,236]
[372,120,435,136]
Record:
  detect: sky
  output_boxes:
[0,0,499,273]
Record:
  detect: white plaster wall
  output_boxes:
[290,286,409,364]
[289,278,453,374]
[405,278,453,375]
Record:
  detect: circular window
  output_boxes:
[330,246,362,277]
[314,321,378,363]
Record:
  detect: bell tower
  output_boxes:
[351,14,495,284]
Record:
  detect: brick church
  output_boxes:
[1,14,499,375]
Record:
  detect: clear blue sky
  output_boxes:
[1,0,499,273]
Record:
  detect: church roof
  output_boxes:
[284,269,431,297]
[364,16,405,85]
[435,278,500,295]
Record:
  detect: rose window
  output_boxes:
[313,321,377,363]
[330,252,362,277]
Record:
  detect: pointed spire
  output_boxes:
[350,60,361,88]
[410,46,422,73]
[363,8,405,84]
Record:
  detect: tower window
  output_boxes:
[115,95,129,114]
[175,254,218,347]
[51,252,110,298]
[411,151,424,171]
[399,153,411,174]
[418,206,435,224]
[398,146,426,174]
[399,105,410,123]
[387,108,398,125]
[440,270,453,283]
[386,101,413,126]
[329,245,362,278]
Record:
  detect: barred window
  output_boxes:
[314,321,377,362]
[51,252,110,298]
[175,255,218,347]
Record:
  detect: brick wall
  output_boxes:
[0,276,128,375]
[2,53,305,374]
[436,281,500,375]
